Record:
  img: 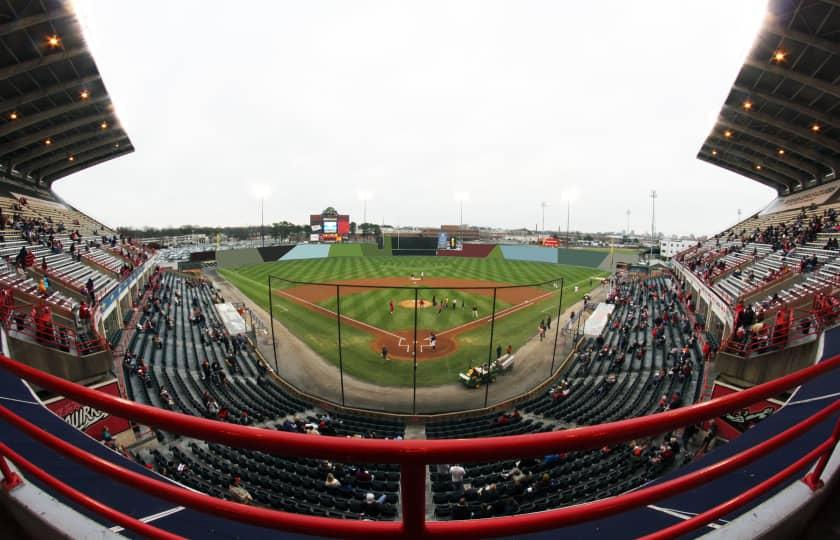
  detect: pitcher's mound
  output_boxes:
[398,298,433,309]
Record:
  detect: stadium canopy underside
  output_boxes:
[0,0,132,188]
[698,0,840,196]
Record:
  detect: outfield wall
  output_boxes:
[499,245,559,264]
[258,245,295,261]
[216,248,263,268]
[390,236,437,257]
[280,244,331,260]
[556,249,609,268]
[435,244,496,258]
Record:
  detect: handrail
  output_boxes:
[640,417,840,540]
[0,352,839,538]
[0,443,182,540]
[0,378,838,538]
[1,353,839,463]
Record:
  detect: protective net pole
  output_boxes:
[412,287,418,415]
[550,277,565,376]
[268,275,278,372]
[484,287,498,408]
[336,284,345,406]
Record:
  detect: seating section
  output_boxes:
[678,204,840,311]
[0,194,129,301]
[428,276,703,520]
[0,194,113,237]
[127,272,404,521]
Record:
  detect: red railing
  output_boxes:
[0,443,182,540]
[0,352,839,538]
[0,304,106,357]
[723,299,840,358]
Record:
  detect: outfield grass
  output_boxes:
[220,256,606,386]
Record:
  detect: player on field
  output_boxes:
[389,300,394,315]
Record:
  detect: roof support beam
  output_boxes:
[0,47,87,83]
[0,75,101,116]
[0,7,73,37]
[0,111,113,158]
[0,96,109,138]
[707,134,823,179]
[763,21,840,56]
[24,134,128,176]
[731,83,840,127]
[37,144,129,181]
[722,105,840,154]
[715,117,839,178]
[698,154,788,194]
[703,139,812,183]
[745,59,840,100]
[700,150,798,192]
[46,148,133,185]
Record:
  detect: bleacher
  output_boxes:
[427,275,703,520]
[678,202,840,316]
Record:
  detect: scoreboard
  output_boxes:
[310,213,350,242]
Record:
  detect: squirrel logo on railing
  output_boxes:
[63,405,108,432]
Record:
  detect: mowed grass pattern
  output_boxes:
[220,256,606,386]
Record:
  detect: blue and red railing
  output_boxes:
[0,352,838,539]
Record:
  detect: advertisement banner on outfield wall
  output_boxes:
[44,379,131,439]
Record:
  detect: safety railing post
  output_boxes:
[0,454,22,491]
[802,414,840,491]
[400,462,426,537]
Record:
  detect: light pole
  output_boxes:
[251,184,271,248]
[540,201,548,241]
[566,201,570,246]
[454,192,469,246]
[650,190,657,261]
[561,188,578,248]
[626,209,631,235]
[460,199,463,243]
[737,208,742,224]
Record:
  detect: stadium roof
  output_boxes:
[698,0,840,195]
[0,0,132,188]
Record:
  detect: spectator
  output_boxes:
[228,476,253,504]
[449,464,465,490]
[325,472,341,489]
[451,497,471,520]
[363,492,387,516]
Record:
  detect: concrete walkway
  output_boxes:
[207,270,609,415]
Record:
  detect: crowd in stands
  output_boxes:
[429,273,705,520]
[125,271,403,520]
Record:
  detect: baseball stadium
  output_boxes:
[0,1,838,539]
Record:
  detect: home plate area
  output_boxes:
[373,330,457,360]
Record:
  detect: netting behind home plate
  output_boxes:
[267,276,570,414]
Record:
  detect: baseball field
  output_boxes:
[220,255,607,387]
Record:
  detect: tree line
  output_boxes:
[117,221,383,242]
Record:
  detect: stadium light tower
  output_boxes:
[650,190,657,260]
[737,208,742,224]
[626,209,631,235]
[540,201,548,240]
[561,188,579,247]
[357,190,374,228]
[251,184,272,247]
[454,191,470,245]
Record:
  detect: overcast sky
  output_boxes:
[54,0,774,236]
